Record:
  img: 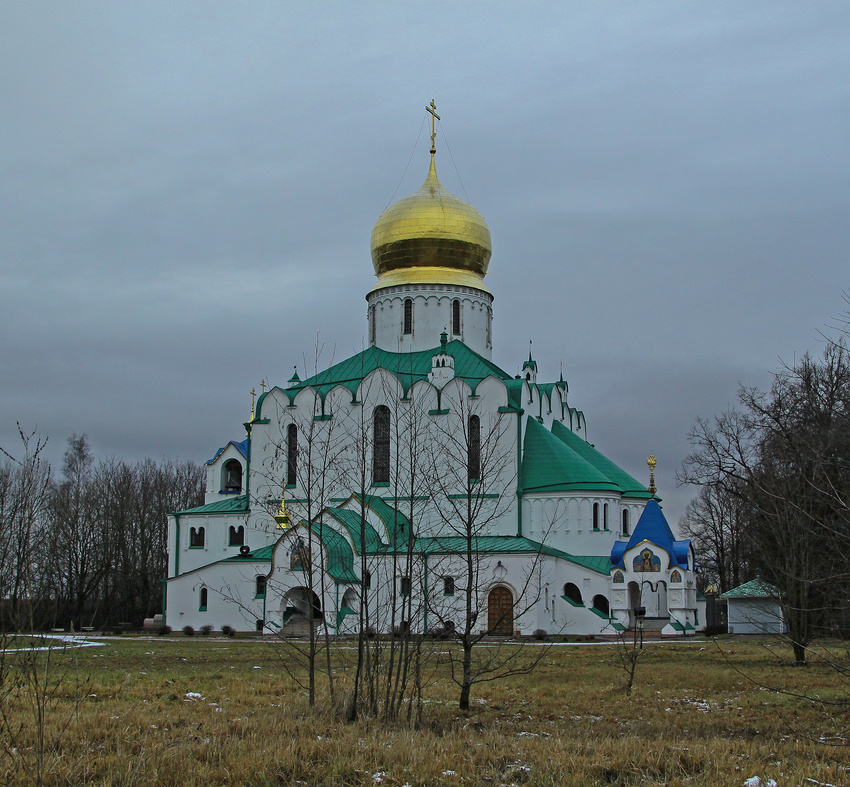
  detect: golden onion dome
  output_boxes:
[370,154,492,289]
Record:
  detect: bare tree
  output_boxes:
[427,399,547,711]
[680,342,850,663]
[679,483,750,594]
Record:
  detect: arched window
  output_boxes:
[255,575,267,598]
[452,299,461,335]
[603,503,609,531]
[373,405,390,484]
[199,587,208,611]
[403,298,413,335]
[622,509,630,536]
[486,308,492,347]
[592,503,600,530]
[369,305,376,345]
[592,594,610,616]
[468,415,481,481]
[363,570,372,590]
[190,527,205,548]
[222,459,242,493]
[287,424,297,485]
[228,525,244,547]
[563,583,583,605]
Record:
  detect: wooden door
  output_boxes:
[487,586,514,635]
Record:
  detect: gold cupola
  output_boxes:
[369,152,492,292]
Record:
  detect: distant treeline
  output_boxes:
[0,430,204,631]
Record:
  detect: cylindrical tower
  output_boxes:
[367,151,494,358]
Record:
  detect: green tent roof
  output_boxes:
[551,421,651,499]
[721,577,780,599]
[521,418,620,493]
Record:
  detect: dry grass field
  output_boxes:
[1,634,848,786]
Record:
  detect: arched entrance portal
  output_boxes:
[487,586,514,635]
[281,587,323,636]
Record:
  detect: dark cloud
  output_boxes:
[2,2,848,525]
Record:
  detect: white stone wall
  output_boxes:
[367,283,493,358]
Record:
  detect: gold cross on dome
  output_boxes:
[250,387,257,419]
[426,99,441,153]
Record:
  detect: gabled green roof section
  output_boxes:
[521,418,620,493]
[257,341,512,411]
[354,493,412,542]
[309,522,358,583]
[551,420,651,499]
[325,507,384,553]
[173,494,250,516]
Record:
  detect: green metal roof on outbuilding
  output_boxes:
[521,418,620,493]
[721,577,780,599]
[551,421,651,499]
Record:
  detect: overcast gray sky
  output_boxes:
[2,2,848,523]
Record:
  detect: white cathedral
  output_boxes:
[165,118,698,638]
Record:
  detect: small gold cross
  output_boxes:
[426,99,441,153]
[250,387,257,418]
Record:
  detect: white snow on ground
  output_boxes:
[1,633,106,652]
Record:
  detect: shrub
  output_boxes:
[221,625,235,637]
[182,625,195,637]
[157,625,172,636]
[533,629,548,641]
[200,624,214,636]
[428,624,456,640]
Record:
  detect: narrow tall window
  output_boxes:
[199,587,208,611]
[468,414,481,481]
[452,299,461,335]
[255,575,267,598]
[287,424,297,485]
[403,298,413,335]
[622,509,630,536]
[443,577,455,596]
[592,503,599,531]
[369,305,376,345]
[603,503,609,531]
[373,405,390,484]
[486,307,492,347]
[364,570,372,590]
[400,576,411,596]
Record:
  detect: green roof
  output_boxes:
[721,578,780,599]
[521,418,620,493]
[225,544,274,562]
[551,421,651,499]
[255,341,512,412]
[310,522,358,583]
[174,495,250,516]
[225,526,357,584]
[355,493,411,541]
[326,507,385,552]
[413,535,610,575]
